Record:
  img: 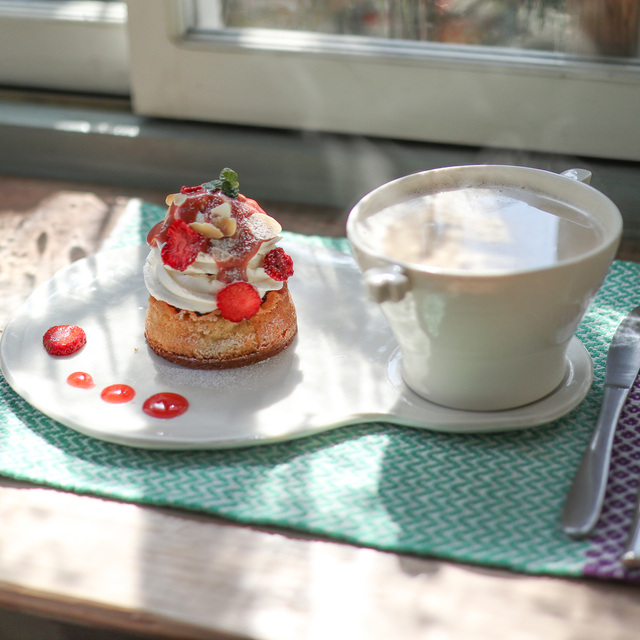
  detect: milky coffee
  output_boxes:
[359,185,603,273]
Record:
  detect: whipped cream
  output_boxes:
[144,239,284,314]
[144,184,290,315]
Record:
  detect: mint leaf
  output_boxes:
[219,168,239,196]
[201,168,240,198]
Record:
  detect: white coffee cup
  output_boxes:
[346,165,622,411]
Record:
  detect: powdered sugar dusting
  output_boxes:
[151,346,293,391]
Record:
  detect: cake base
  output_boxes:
[145,285,297,369]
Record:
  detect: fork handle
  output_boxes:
[561,385,629,537]
[622,507,640,567]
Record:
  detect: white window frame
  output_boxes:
[0,1,129,95]
[126,0,640,163]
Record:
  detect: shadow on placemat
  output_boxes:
[2,200,640,581]
[0,369,595,579]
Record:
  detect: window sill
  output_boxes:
[1,89,639,237]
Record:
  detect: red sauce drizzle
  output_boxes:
[101,384,136,404]
[67,371,95,389]
[147,189,267,284]
[142,392,189,419]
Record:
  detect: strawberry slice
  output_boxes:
[263,247,294,281]
[161,219,205,271]
[180,185,202,194]
[217,282,261,322]
[43,325,86,356]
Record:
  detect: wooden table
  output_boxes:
[2,174,640,640]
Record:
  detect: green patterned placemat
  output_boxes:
[2,199,640,581]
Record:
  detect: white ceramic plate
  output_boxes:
[0,242,593,449]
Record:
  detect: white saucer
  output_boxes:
[0,242,593,450]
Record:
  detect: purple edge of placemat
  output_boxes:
[583,375,640,580]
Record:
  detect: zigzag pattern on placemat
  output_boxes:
[3,207,640,580]
[582,383,640,581]
[569,260,640,580]
[0,371,592,576]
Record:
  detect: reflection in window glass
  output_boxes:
[194,0,640,59]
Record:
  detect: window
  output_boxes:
[126,0,640,162]
[0,0,128,94]
[1,1,639,164]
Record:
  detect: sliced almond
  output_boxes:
[173,192,187,207]
[247,213,282,240]
[213,217,237,237]
[211,202,232,218]
[165,193,175,206]
[189,222,224,239]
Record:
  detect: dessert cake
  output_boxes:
[144,169,297,369]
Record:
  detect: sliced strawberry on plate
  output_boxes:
[217,282,261,322]
[43,325,86,356]
[263,247,294,281]
[161,219,205,271]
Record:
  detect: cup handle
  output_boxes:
[363,266,410,303]
[561,168,592,185]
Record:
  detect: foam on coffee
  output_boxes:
[359,185,603,273]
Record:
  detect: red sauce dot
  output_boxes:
[143,393,189,419]
[67,371,95,389]
[101,384,135,404]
